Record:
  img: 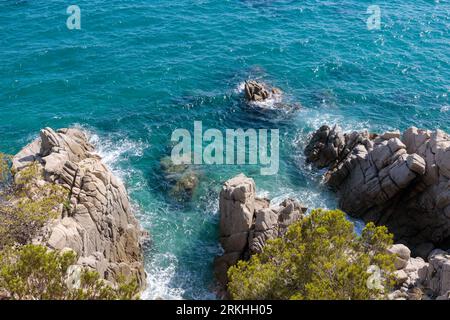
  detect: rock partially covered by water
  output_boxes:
[12,127,147,290]
[242,80,301,113]
[160,156,199,202]
[304,125,450,255]
[214,173,306,291]
[244,80,281,102]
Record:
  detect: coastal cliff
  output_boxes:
[9,127,147,290]
[302,125,450,299]
[216,172,450,300]
[304,125,450,257]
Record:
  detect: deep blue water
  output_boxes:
[0,0,449,299]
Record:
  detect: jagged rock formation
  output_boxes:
[244,80,282,102]
[249,198,305,255]
[214,174,450,300]
[388,244,450,300]
[243,80,301,112]
[427,249,450,299]
[304,125,450,256]
[214,174,306,290]
[12,128,147,290]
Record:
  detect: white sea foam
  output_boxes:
[440,105,450,113]
[248,95,284,110]
[70,126,186,300]
[235,81,246,94]
[303,110,373,133]
[235,81,284,110]
[257,182,336,213]
[88,133,145,167]
[142,252,185,300]
[77,128,147,183]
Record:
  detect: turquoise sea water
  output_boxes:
[0,0,449,299]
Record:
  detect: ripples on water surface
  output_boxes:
[0,0,449,299]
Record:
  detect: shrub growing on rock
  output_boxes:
[0,153,11,184]
[227,209,395,300]
[0,160,69,248]
[0,244,139,300]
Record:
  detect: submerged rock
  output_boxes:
[304,125,450,254]
[12,127,147,290]
[160,156,199,201]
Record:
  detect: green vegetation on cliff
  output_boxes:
[0,154,139,300]
[0,244,139,300]
[228,209,395,300]
[0,158,68,248]
[0,153,10,183]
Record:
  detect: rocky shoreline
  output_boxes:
[213,87,450,299]
[215,173,450,300]
[302,124,450,299]
[214,174,306,297]
[3,103,450,300]
[10,127,147,291]
[304,125,450,257]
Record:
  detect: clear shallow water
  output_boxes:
[0,0,449,299]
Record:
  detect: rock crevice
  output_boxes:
[214,174,306,292]
[305,125,450,254]
[12,127,147,290]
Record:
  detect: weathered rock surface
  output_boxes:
[214,174,306,290]
[243,80,301,112]
[304,125,450,255]
[388,245,450,300]
[244,80,281,102]
[12,128,147,290]
[388,244,411,270]
[427,249,450,298]
[249,198,305,255]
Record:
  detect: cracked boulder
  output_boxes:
[12,127,147,290]
[304,125,450,255]
[214,174,306,290]
[244,80,281,102]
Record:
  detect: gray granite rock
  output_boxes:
[305,125,450,252]
[214,174,306,291]
[12,127,147,290]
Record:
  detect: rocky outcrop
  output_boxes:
[426,249,450,299]
[214,174,306,290]
[12,128,147,290]
[243,80,301,112]
[244,80,282,102]
[248,198,305,255]
[304,125,450,255]
[388,244,450,300]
